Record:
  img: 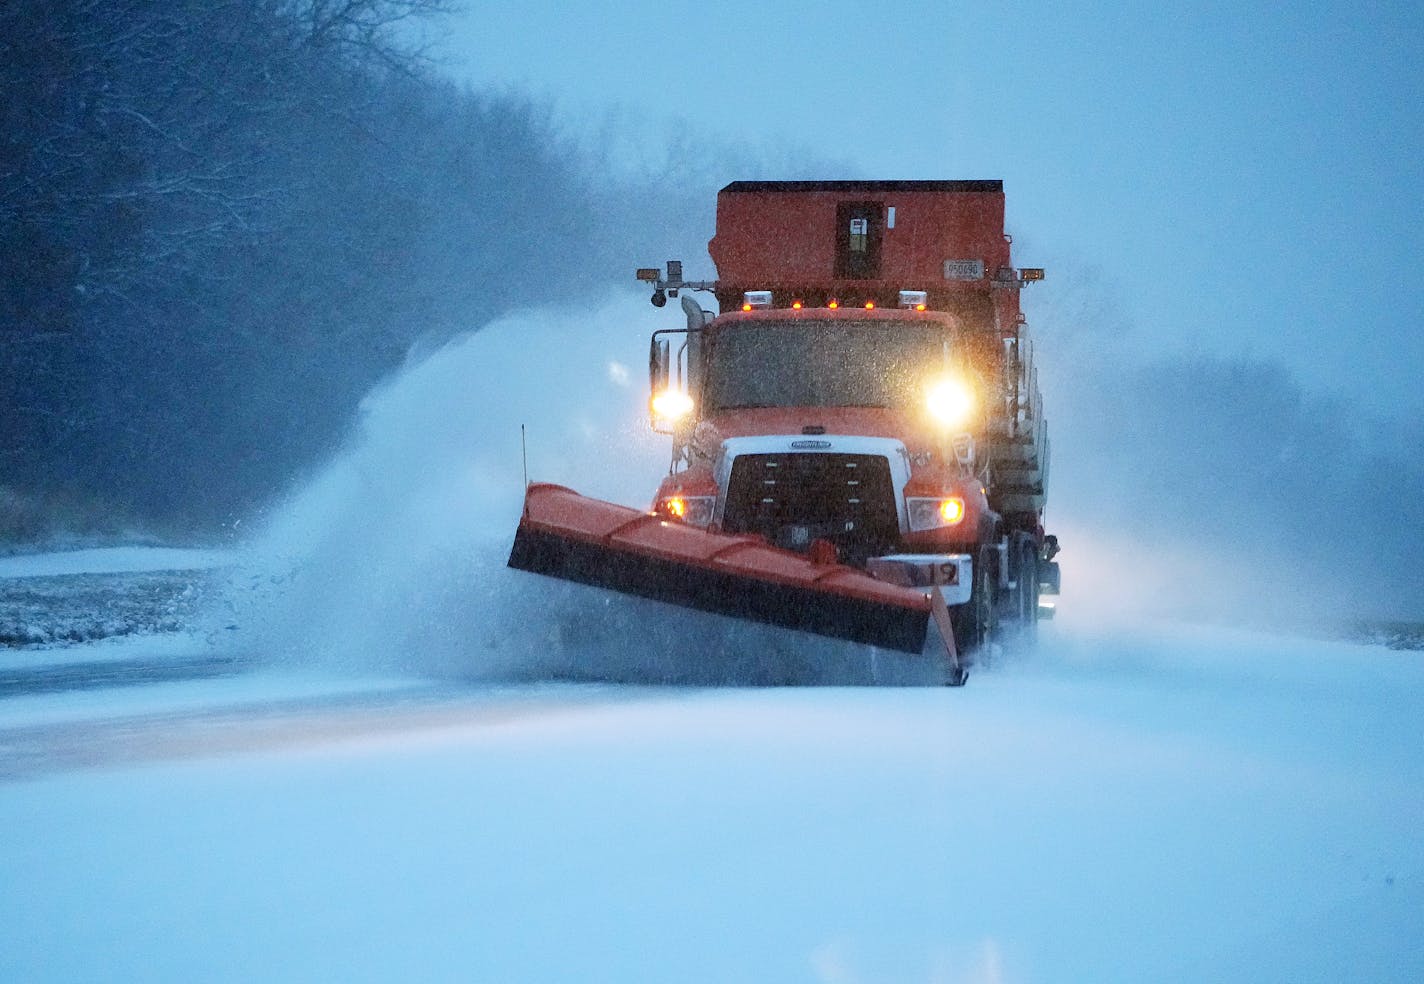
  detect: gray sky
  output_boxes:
[434,1,1423,416]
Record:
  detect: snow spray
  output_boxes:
[209,291,902,683]
[211,291,674,676]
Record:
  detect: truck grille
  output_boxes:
[721,453,899,563]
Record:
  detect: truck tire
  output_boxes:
[1017,543,1039,643]
[951,547,995,656]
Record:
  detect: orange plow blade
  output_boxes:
[507,483,938,656]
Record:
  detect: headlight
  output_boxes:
[906,496,966,531]
[656,495,715,527]
[650,388,694,423]
[925,377,973,428]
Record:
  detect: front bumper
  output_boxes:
[865,553,973,606]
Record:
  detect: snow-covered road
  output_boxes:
[2,615,1420,983]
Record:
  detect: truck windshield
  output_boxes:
[702,320,946,411]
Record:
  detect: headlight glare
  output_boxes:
[926,378,973,428]
[651,388,694,422]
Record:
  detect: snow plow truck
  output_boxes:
[508,180,1060,685]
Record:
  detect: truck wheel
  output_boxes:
[951,547,995,657]
[1017,544,1039,643]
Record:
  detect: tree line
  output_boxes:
[1,0,685,541]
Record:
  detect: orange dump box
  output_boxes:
[706,179,1021,322]
[508,484,935,655]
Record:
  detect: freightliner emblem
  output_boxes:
[790,440,833,449]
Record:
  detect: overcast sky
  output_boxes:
[432,1,1422,416]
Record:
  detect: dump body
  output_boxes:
[709,180,1016,320]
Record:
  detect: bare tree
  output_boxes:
[0,0,635,533]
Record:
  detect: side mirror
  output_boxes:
[649,336,670,393]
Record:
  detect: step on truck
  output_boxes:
[509,180,1061,685]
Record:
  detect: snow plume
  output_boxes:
[213,291,674,676]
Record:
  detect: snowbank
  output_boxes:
[0,547,233,580]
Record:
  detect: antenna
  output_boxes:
[520,424,529,518]
[521,424,529,488]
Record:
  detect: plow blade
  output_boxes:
[508,483,935,655]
